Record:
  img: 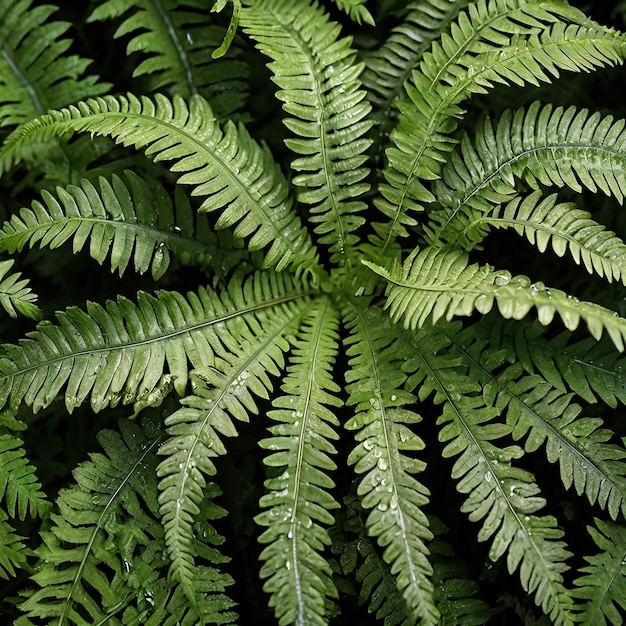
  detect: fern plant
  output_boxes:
[3,0,626,624]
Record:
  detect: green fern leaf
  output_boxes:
[0,259,40,320]
[490,319,626,408]
[157,289,309,604]
[450,327,626,520]
[343,300,439,625]
[366,248,626,351]
[241,0,373,263]
[362,0,468,114]
[329,0,374,26]
[0,509,26,580]
[427,192,626,285]
[0,171,239,280]
[17,417,236,625]
[0,0,109,131]
[256,298,342,625]
[0,433,49,520]
[431,103,626,246]
[572,518,626,625]
[0,93,319,273]
[377,4,626,251]
[89,0,248,117]
[0,271,309,414]
[404,325,575,625]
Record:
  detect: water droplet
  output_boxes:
[123,559,132,573]
[186,32,193,45]
[377,458,388,471]
[286,560,291,570]
[363,439,374,451]
[378,502,388,512]
[390,394,397,402]
[485,472,492,483]
[494,273,510,286]
[144,590,154,607]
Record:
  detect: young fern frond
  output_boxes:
[405,326,575,625]
[0,272,308,414]
[376,5,626,252]
[449,328,626,520]
[431,103,626,245]
[88,0,249,118]
[256,298,341,626]
[343,301,438,625]
[366,248,626,351]
[0,433,49,520]
[156,287,308,605]
[0,259,40,320]
[427,191,626,285]
[17,417,236,626]
[0,171,241,280]
[0,0,108,132]
[240,0,373,264]
[572,518,626,626]
[0,94,319,273]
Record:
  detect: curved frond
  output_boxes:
[0,271,309,414]
[404,325,575,625]
[256,298,341,625]
[428,192,626,286]
[342,300,438,625]
[376,5,626,252]
[0,259,40,320]
[572,518,626,626]
[0,0,109,132]
[366,248,626,351]
[0,94,319,273]
[18,417,236,625]
[431,103,626,245]
[449,327,626,520]
[0,171,242,280]
[88,0,248,118]
[241,0,373,263]
[156,291,309,603]
[0,434,49,520]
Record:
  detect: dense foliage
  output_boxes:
[2,0,626,624]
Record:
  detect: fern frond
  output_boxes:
[366,248,626,351]
[0,433,49,520]
[0,271,309,414]
[256,298,341,625]
[88,0,248,118]
[0,94,319,273]
[362,0,468,114]
[18,417,236,625]
[427,192,626,286]
[0,0,109,131]
[157,291,308,604]
[0,509,26,580]
[450,327,626,520]
[490,319,626,408]
[329,0,374,26]
[0,171,238,280]
[342,300,439,625]
[377,6,626,251]
[431,103,626,245]
[241,0,373,263]
[404,326,575,625]
[0,259,40,320]
[572,518,626,625]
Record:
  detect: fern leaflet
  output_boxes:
[241,0,373,264]
[0,259,40,320]
[256,298,341,625]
